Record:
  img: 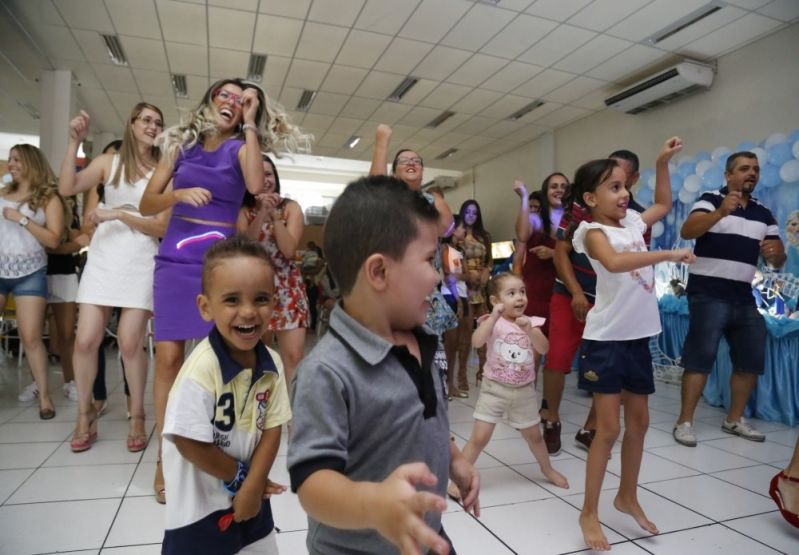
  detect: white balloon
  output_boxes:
[651,221,664,239]
[765,133,788,148]
[696,160,715,177]
[780,160,799,183]
[647,174,656,190]
[668,161,677,174]
[711,146,731,163]
[793,139,799,160]
[679,188,698,205]
[683,174,702,193]
[676,154,693,166]
[666,213,675,225]
[751,147,768,166]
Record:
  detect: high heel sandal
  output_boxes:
[127,415,148,453]
[70,410,98,452]
[154,457,166,504]
[769,471,799,528]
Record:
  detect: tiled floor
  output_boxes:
[1,348,797,554]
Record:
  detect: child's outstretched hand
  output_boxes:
[491,303,505,319]
[657,136,684,163]
[372,463,450,555]
[262,478,287,499]
[232,482,263,523]
[669,248,696,264]
[513,180,527,198]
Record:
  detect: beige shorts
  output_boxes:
[47,274,79,304]
[474,378,541,430]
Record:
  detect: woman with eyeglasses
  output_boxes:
[58,102,169,454]
[139,78,308,504]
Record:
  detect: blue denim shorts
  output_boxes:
[681,294,766,375]
[0,267,48,298]
[578,337,655,395]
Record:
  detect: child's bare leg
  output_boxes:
[520,424,568,488]
[613,391,658,535]
[449,420,495,499]
[580,392,621,551]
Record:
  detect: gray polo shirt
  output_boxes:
[288,304,451,555]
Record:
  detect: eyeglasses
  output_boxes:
[214,89,244,107]
[135,116,164,129]
[396,156,423,167]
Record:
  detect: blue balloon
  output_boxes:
[788,129,799,143]
[760,164,781,188]
[639,169,655,185]
[718,153,731,170]
[695,151,711,161]
[636,188,652,206]
[670,173,683,192]
[702,166,724,190]
[736,141,756,151]
[677,161,696,178]
[767,142,793,166]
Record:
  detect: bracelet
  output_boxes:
[241,123,258,135]
[223,460,249,496]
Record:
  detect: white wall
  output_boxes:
[453,22,799,241]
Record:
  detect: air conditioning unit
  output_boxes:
[604,61,714,115]
[421,175,458,191]
[304,205,328,225]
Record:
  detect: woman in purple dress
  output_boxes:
[139,78,308,504]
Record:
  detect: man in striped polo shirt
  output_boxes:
[674,152,786,447]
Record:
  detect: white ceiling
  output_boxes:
[0,0,796,170]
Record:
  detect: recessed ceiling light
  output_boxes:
[426,111,456,128]
[507,100,545,121]
[247,53,267,82]
[296,90,317,112]
[648,3,723,45]
[387,76,419,102]
[344,135,361,149]
[101,34,128,66]
[171,74,188,98]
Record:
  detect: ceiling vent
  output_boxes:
[296,90,317,112]
[17,101,40,120]
[435,148,458,160]
[648,3,723,45]
[171,74,188,98]
[247,53,267,82]
[426,110,455,128]
[507,100,545,121]
[387,76,419,102]
[604,61,714,115]
[344,135,361,149]
[101,34,128,66]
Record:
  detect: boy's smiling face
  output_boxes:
[197,256,274,367]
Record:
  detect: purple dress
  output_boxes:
[153,139,245,341]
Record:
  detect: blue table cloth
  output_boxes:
[658,294,799,426]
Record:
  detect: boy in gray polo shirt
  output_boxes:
[288,175,480,554]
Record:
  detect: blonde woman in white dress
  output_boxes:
[58,103,169,453]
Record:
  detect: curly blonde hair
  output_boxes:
[157,78,311,166]
[2,144,59,211]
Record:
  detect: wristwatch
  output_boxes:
[18,216,30,227]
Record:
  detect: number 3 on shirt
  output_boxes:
[214,392,236,432]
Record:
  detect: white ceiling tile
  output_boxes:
[516,24,596,67]
[184,75,210,100]
[295,23,349,63]
[105,0,162,40]
[413,46,471,80]
[264,56,291,93]
[71,29,115,64]
[78,87,116,117]
[374,38,434,75]
[283,59,330,90]
[452,115,495,135]
[301,113,335,134]
[480,14,559,59]
[132,68,174,97]
[354,0,421,36]
[419,82,472,109]
[447,54,508,87]
[723,0,771,8]
[481,61,544,93]
[552,34,632,74]
[8,0,63,26]
[758,0,799,21]
[312,145,340,156]
[208,6,255,51]
[278,87,304,111]
[165,42,208,75]
[434,132,471,147]
[307,91,349,116]
[400,105,443,127]
[504,124,549,143]
[321,65,369,95]
[481,94,536,119]
[457,134,496,150]
[411,126,449,146]
[542,75,607,104]
[93,65,137,93]
[258,0,312,19]
[53,60,101,88]
[355,71,406,99]
[253,15,303,57]
[399,0,471,43]
[531,104,592,128]
[585,44,669,82]
[335,30,393,69]
[208,49,249,77]
[208,0,258,11]
[31,25,83,62]
[451,88,504,114]
[525,0,593,21]
[606,0,710,42]
[681,12,783,57]
[328,116,366,136]
[308,0,366,26]
[508,100,564,124]
[440,3,516,51]
[124,36,170,72]
[513,68,575,99]
[567,0,653,32]
[651,7,747,51]
[571,87,613,110]
[482,119,524,139]
[366,103,413,127]
[318,132,349,148]
[155,0,207,45]
[53,0,114,33]
[397,79,439,105]
[340,96,381,119]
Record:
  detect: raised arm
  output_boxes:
[584,228,694,273]
[59,111,112,197]
[272,200,304,259]
[369,124,392,176]
[429,190,454,238]
[513,180,533,243]
[640,137,682,227]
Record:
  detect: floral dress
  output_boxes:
[462,233,490,306]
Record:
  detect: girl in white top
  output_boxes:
[568,138,694,551]
[1,144,64,418]
[58,103,169,453]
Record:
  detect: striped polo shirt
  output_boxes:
[686,187,780,303]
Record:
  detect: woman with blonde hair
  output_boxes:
[140,77,308,504]
[1,144,64,418]
[59,102,169,453]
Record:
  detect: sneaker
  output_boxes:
[574,428,595,452]
[63,380,78,401]
[17,382,39,402]
[673,421,697,447]
[722,417,766,442]
[543,419,562,455]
